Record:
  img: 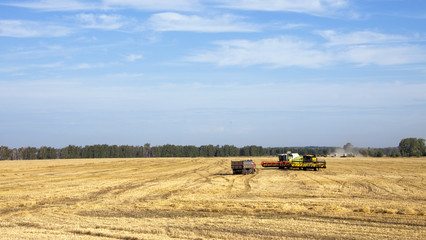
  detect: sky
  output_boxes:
[0,0,425,148]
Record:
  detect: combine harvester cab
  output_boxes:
[231,160,256,175]
[261,152,326,171]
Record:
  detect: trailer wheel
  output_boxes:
[314,167,318,171]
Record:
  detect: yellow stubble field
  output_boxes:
[0,156,425,239]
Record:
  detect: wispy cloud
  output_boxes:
[213,0,352,17]
[317,30,411,46]
[0,20,72,37]
[125,54,143,62]
[70,63,106,70]
[75,13,128,30]
[0,62,63,73]
[185,31,426,68]
[4,0,352,16]
[318,30,426,65]
[3,0,99,11]
[281,23,309,29]
[184,36,333,68]
[0,61,107,73]
[4,0,202,12]
[103,0,201,11]
[148,12,260,32]
[343,45,426,66]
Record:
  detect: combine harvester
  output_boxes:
[261,152,326,171]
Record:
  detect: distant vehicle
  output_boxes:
[231,160,256,174]
[261,153,326,171]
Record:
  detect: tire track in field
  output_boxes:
[135,164,210,199]
[297,171,326,193]
[350,181,373,196]
[350,178,402,199]
[178,158,235,195]
[309,172,348,193]
[70,229,142,240]
[33,161,210,208]
[300,168,378,198]
[226,178,236,193]
[361,173,404,198]
[242,171,258,193]
[179,162,218,187]
[135,160,227,200]
[396,175,424,193]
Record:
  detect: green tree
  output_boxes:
[375,150,384,157]
[0,146,12,160]
[249,145,262,156]
[110,145,119,158]
[38,146,57,159]
[182,145,198,157]
[61,145,82,159]
[19,147,37,160]
[399,138,426,157]
[240,146,250,156]
[358,149,368,157]
[143,143,152,157]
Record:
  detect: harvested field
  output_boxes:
[0,156,425,239]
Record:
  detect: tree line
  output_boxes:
[0,138,424,161]
[0,144,335,160]
[342,138,425,157]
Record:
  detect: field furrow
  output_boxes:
[0,157,425,239]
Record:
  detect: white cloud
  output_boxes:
[103,0,200,11]
[317,30,426,65]
[75,13,127,30]
[148,12,260,32]
[71,63,105,70]
[0,20,71,37]
[126,54,143,62]
[344,45,426,66]
[318,30,410,46]
[281,23,309,29]
[4,0,201,12]
[185,36,333,68]
[34,62,64,69]
[3,0,99,11]
[185,31,426,68]
[0,62,63,73]
[104,72,144,79]
[213,0,350,16]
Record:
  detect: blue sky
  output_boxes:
[0,0,425,148]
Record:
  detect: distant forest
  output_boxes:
[0,144,335,160]
[0,141,418,160]
[1,138,424,160]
